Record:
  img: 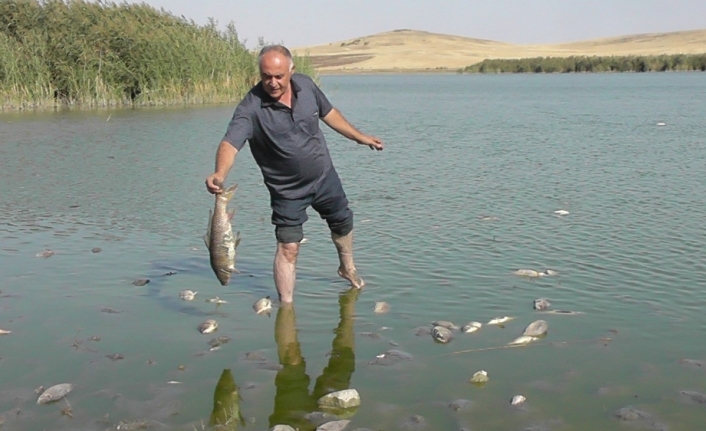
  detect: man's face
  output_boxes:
[259,52,293,100]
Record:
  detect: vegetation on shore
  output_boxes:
[0,0,314,111]
[459,54,706,74]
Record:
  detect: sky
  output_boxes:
[124,0,706,48]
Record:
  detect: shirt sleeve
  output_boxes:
[222,101,254,151]
[312,82,334,118]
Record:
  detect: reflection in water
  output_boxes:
[210,369,245,430]
[269,288,359,430]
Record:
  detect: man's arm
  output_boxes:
[205,141,239,194]
[322,108,384,151]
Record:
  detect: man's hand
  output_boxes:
[205,174,225,194]
[356,134,384,151]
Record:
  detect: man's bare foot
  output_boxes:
[338,267,365,289]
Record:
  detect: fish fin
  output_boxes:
[227,209,236,221]
[203,235,210,250]
[221,183,238,202]
[234,231,241,248]
[232,267,241,274]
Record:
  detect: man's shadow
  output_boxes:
[269,287,359,429]
[208,288,359,430]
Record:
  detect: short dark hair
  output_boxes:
[258,45,294,71]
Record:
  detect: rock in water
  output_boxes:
[37,383,74,404]
[316,420,351,431]
[317,389,361,409]
[431,326,454,343]
[523,320,549,337]
[271,426,297,431]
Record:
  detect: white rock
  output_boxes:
[271,425,296,431]
[316,420,351,431]
[317,389,361,409]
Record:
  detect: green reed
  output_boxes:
[0,0,314,111]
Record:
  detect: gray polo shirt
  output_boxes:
[222,73,335,199]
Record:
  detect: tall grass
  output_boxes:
[0,0,314,111]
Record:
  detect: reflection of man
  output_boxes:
[268,288,359,430]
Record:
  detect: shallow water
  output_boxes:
[1,73,706,430]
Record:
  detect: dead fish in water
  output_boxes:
[533,298,551,310]
[132,278,150,286]
[488,316,514,326]
[431,320,459,331]
[36,249,55,258]
[0,329,11,335]
[252,296,272,315]
[91,247,102,253]
[511,395,527,406]
[206,296,228,304]
[554,210,569,216]
[373,301,390,314]
[508,335,538,346]
[462,321,483,333]
[543,269,559,276]
[431,326,454,343]
[514,269,543,277]
[523,320,548,337]
[204,183,241,286]
[198,319,218,334]
[179,290,197,301]
[209,336,231,349]
[37,383,74,404]
[469,370,489,385]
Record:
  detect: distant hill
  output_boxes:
[292,29,706,73]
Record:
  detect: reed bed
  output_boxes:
[0,0,315,111]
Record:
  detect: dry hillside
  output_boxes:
[292,29,706,73]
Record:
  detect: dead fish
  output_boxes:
[543,269,559,276]
[253,296,272,314]
[537,310,584,315]
[533,298,551,310]
[198,319,218,334]
[179,290,197,301]
[0,329,11,335]
[469,370,489,385]
[208,336,231,348]
[106,353,124,361]
[36,249,55,258]
[511,395,526,406]
[431,320,459,331]
[100,307,121,314]
[206,296,228,304]
[461,321,482,333]
[204,183,241,286]
[523,320,548,337]
[488,316,514,325]
[37,383,74,404]
[373,301,390,314]
[513,269,544,277]
[554,210,569,216]
[508,335,538,346]
[431,326,453,343]
[132,278,150,286]
[91,247,102,253]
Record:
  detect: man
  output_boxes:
[205,45,383,303]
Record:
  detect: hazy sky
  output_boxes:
[126,0,706,48]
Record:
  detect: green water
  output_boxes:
[1,73,706,430]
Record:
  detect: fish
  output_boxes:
[461,321,483,333]
[0,329,11,335]
[179,290,197,301]
[511,395,526,405]
[537,310,584,315]
[554,210,570,216]
[508,335,538,346]
[488,316,514,325]
[431,326,454,343]
[431,320,459,330]
[533,298,551,310]
[252,296,272,315]
[37,383,74,404]
[373,301,390,314]
[209,369,245,429]
[523,320,549,337]
[204,183,241,286]
[198,319,218,334]
[514,269,544,277]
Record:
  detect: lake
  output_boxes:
[1,73,705,430]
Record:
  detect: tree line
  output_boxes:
[0,0,314,111]
[459,54,706,74]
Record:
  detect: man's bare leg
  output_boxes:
[331,230,365,288]
[274,242,299,303]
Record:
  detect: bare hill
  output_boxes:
[292,29,706,73]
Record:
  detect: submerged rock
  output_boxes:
[448,399,473,411]
[317,389,361,409]
[413,326,432,337]
[679,390,706,404]
[399,414,427,431]
[368,349,413,366]
[271,426,296,431]
[613,406,668,431]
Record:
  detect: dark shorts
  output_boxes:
[271,171,353,243]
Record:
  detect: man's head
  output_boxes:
[258,45,295,100]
